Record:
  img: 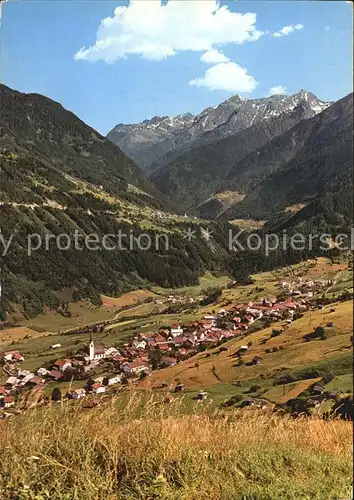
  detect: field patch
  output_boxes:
[265,378,322,404]
[101,290,157,308]
[0,326,53,343]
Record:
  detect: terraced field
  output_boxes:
[269,378,322,404]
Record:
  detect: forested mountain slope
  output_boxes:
[0,86,232,320]
[150,93,352,220]
[222,93,353,220]
[0,84,165,207]
[150,101,318,211]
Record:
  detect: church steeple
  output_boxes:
[89,331,95,361]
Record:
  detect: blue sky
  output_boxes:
[1,1,352,134]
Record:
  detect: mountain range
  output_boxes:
[107,90,331,173]
[141,91,351,221]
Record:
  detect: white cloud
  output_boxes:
[273,24,304,38]
[200,49,230,64]
[268,85,288,95]
[74,0,265,62]
[189,62,258,93]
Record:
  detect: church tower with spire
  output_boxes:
[89,331,95,361]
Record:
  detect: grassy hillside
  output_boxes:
[0,395,352,499]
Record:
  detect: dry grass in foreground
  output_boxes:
[0,394,352,499]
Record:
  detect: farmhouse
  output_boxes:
[107,375,122,386]
[70,388,86,400]
[91,383,105,394]
[121,359,149,376]
[1,351,24,362]
[5,377,18,389]
[53,359,72,372]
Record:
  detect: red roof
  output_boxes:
[0,386,5,395]
[158,343,170,351]
[4,396,15,403]
[154,334,166,343]
[54,359,71,367]
[48,370,63,379]
[129,359,148,369]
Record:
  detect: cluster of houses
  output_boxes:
[1,296,309,411]
[279,277,331,298]
[155,210,197,221]
[154,294,201,306]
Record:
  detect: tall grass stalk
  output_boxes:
[0,392,352,499]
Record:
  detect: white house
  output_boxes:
[53,359,72,372]
[36,367,50,377]
[2,351,24,362]
[121,360,149,376]
[104,347,120,358]
[5,376,18,388]
[107,375,122,386]
[92,384,105,394]
[70,388,86,400]
[132,340,147,350]
[50,344,62,349]
[170,324,184,337]
[18,374,35,386]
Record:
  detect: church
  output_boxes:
[88,332,105,361]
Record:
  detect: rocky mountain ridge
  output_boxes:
[107,90,331,171]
